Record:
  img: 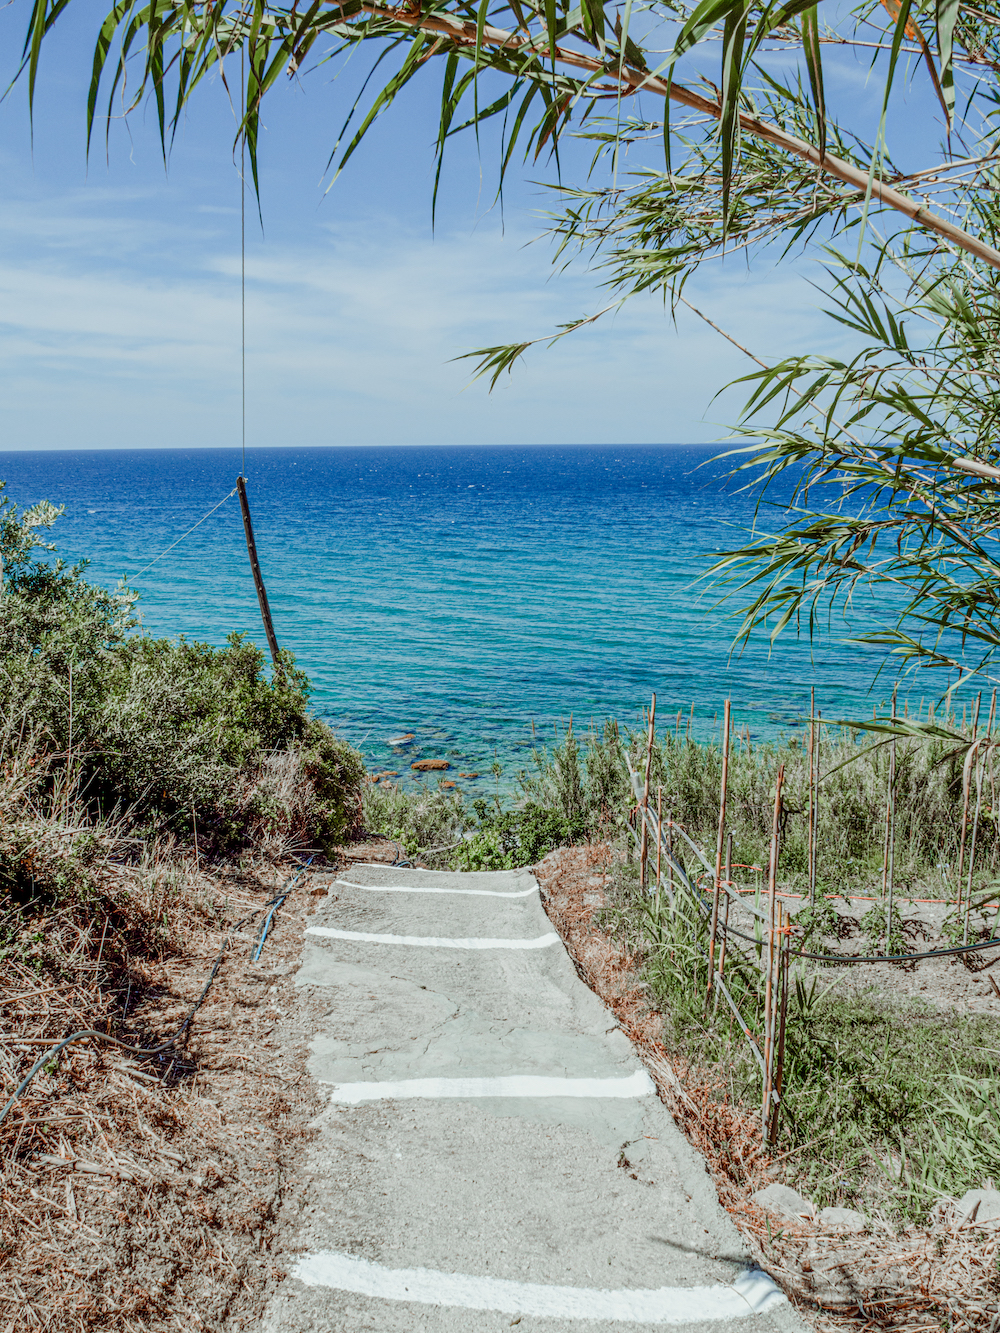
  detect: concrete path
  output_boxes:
[262,863,802,1333]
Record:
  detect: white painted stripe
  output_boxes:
[336,878,536,899]
[324,1071,655,1103]
[291,1252,786,1324]
[306,927,559,950]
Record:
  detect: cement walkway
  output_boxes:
[262,863,802,1333]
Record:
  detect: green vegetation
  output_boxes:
[603,857,1000,1220]
[367,715,998,910]
[0,482,365,956]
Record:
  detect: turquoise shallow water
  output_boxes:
[1,444,943,785]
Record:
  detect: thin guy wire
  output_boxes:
[241,44,246,479]
[130,489,238,580]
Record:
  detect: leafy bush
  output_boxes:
[0,482,364,854]
[452,803,589,870]
[361,780,471,860]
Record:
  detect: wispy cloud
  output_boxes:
[0,192,858,450]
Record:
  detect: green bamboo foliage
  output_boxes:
[14,0,988,244]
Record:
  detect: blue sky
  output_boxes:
[0,1,940,450]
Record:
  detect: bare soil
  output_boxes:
[789,895,1000,1012]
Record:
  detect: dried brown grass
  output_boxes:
[535,842,998,1333]
[0,816,327,1332]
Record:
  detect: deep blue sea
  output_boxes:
[1,445,948,786]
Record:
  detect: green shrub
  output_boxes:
[0,482,364,853]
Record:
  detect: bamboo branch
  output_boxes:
[344,1,1000,272]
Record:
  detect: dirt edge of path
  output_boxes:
[0,852,342,1333]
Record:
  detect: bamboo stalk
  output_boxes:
[639,695,657,894]
[957,693,983,919]
[965,742,985,945]
[762,765,784,1135]
[654,784,663,919]
[767,905,791,1146]
[707,700,731,1001]
[352,0,1000,277]
[807,687,816,909]
[719,830,733,980]
[667,810,674,907]
[883,689,897,944]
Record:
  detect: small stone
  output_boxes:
[818,1207,868,1232]
[459,772,480,779]
[751,1183,814,1220]
[441,781,457,789]
[958,1188,1000,1223]
[412,759,450,771]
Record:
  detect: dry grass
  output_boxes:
[0,813,330,1333]
[535,843,999,1333]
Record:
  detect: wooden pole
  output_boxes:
[639,694,656,894]
[708,699,731,1001]
[236,474,281,666]
[762,765,784,1135]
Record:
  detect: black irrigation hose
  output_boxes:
[714,915,1000,965]
[0,860,313,1128]
[357,829,412,867]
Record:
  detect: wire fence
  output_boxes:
[625,693,1000,1145]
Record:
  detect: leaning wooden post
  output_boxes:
[762,766,784,1136]
[639,694,657,894]
[237,474,281,665]
[707,699,731,1001]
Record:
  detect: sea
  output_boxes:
[0,444,951,787]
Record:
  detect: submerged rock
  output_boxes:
[412,759,450,771]
[751,1184,814,1220]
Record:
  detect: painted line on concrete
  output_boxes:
[306,927,559,949]
[323,1071,655,1103]
[335,878,536,899]
[291,1252,787,1323]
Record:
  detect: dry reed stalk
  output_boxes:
[767,905,790,1146]
[965,743,986,945]
[883,690,897,941]
[957,692,983,919]
[654,785,662,919]
[639,694,656,895]
[763,766,784,1134]
[708,699,731,1002]
[807,688,816,907]
[719,831,733,979]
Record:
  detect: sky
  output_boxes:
[0,1,941,450]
